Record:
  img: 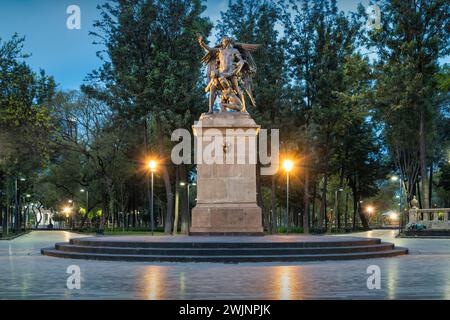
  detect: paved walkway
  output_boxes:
[0,230,449,299]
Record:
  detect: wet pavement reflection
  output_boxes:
[0,231,450,299]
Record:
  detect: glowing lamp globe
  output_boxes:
[283,160,294,173]
[149,160,157,172]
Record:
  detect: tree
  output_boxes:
[49,90,137,230]
[0,34,56,232]
[366,0,449,208]
[84,0,212,233]
[217,0,289,232]
[281,0,379,230]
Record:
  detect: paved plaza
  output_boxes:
[0,230,449,299]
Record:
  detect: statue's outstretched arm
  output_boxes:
[197,36,217,53]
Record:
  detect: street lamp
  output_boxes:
[22,194,31,229]
[365,205,375,226]
[283,159,294,235]
[148,160,158,236]
[14,177,26,232]
[366,205,375,214]
[80,189,89,228]
[333,187,344,232]
[390,212,399,221]
[68,199,74,230]
[390,175,403,234]
[63,205,72,228]
[149,160,157,172]
[63,206,71,216]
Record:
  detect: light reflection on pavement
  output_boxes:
[0,230,449,299]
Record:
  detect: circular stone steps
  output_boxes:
[41,235,408,263]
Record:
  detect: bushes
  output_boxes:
[276,226,304,234]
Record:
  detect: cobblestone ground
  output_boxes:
[0,230,449,299]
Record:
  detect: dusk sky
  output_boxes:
[1,0,371,90]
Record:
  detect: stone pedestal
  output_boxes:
[190,112,264,235]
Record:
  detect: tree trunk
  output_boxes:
[1,206,6,235]
[344,192,349,230]
[419,112,429,208]
[99,190,109,231]
[358,203,370,230]
[270,175,276,233]
[179,164,189,234]
[15,180,20,232]
[256,162,265,229]
[321,175,328,229]
[416,180,422,208]
[155,117,174,234]
[161,164,174,233]
[303,168,309,234]
[109,197,115,230]
[352,188,357,231]
[173,166,180,234]
[312,183,317,228]
[428,163,433,207]
[35,206,43,228]
[337,165,345,230]
[80,200,93,229]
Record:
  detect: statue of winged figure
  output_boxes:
[197,36,260,114]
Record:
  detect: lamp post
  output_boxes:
[390,175,402,234]
[283,160,293,235]
[68,199,74,230]
[333,187,344,232]
[63,205,72,229]
[0,190,7,236]
[365,205,375,225]
[80,189,89,229]
[14,177,26,232]
[14,178,18,232]
[24,194,31,229]
[148,160,157,236]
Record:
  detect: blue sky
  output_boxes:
[1,0,369,90]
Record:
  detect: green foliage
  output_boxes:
[0,34,56,218]
[366,0,449,204]
[217,0,289,128]
[279,0,381,229]
[79,0,213,232]
[277,226,303,234]
[435,65,450,92]
[0,34,56,168]
[85,0,212,128]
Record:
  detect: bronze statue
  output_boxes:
[198,36,260,113]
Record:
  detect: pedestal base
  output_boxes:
[190,203,264,235]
